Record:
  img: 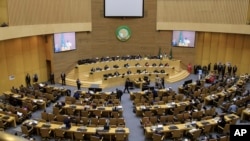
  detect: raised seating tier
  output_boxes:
[166,70,190,83]
[65,58,189,88]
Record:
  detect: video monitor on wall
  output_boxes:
[104,0,144,17]
[172,30,196,48]
[54,32,76,53]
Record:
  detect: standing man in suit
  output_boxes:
[33,73,38,83]
[227,64,232,76]
[207,63,211,73]
[123,78,130,93]
[116,88,123,101]
[233,65,237,76]
[25,73,31,87]
[50,73,55,84]
[213,63,217,73]
[76,78,81,90]
[61,72,66,85]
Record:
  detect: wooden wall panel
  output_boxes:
[195,33,204,65]
[240,36,250,74]
[201,33,212,65]
[216,34,227,62]
[209,33,219,64]
[0,36,47,93]
[224,34,235,63]
[157,0,249,24]
[7,0,91,25]
[0,0,8,23]
[233,35,244,65]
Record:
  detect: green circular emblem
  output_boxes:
[116,26,131,42]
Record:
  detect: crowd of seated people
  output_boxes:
[130,71,250,140]
[77,54,162,65]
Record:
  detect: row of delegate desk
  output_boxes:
[0,112,16,127]
[3,91,47,110]
[144,114,239,138]
[78,58,181,73]
[23,119,129,141]
[135,101,190,116]
[59,104,123,117]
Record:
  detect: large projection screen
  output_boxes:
[104,0,144,17]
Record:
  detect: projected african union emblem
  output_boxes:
[116,26,131,42]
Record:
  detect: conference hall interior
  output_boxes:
[1,0,250,141]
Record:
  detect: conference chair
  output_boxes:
[142,110,153,117]
[111,111,120,118]
[47,113,56,122]
[114,133,127,141]
[218,135,229,141]
[0,120,8,129]
[171,129,184,141]
[41,111,48,121]
[158,116,168,125]
[217,123,230,134]
[66,108,76,116]
[157,108,166,116]
[140,117,151,127]
[149,116,158,125]
[202,124,212,136]
[117,118,126,127]
[152,133,165,141]
[21,125,33,137]
[109,118,117,127]
[26,102,38,112]
[93,110,103,118]
[81,117,89,126]
[81,110,90,117]
[40,127,52,140]
[187,129,202,141]
[90,135,103,141]
[89,118,99,127]
[54,128,66,140]
[53,107,63,115]
[74,131,85,141]
[98,118,107,126]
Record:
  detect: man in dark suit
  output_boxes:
[61,72,66,85]
[213,63,217,73]
[50,73,55,84]
[25,73,31,87]
[227,64,232,76]
[221,64,226,77]
[76,78,81,90]
[207,63,211,73]
[233,65,237,76]
[73,91,80,100]
[33,74,38,83]
[116,88,123,101]
[64,116,71,129]
[123,78,130,93]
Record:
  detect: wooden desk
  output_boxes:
[24,119,129,141]
[78,59,181,74]
[59,104,123,117]
[3,91,46,110]
[204,85,237,105]
[135,101,190,116]
[144,114,238,138]
[241,108,250,120]
[0,112,16,127]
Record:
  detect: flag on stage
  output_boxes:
[169,47,173,60]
